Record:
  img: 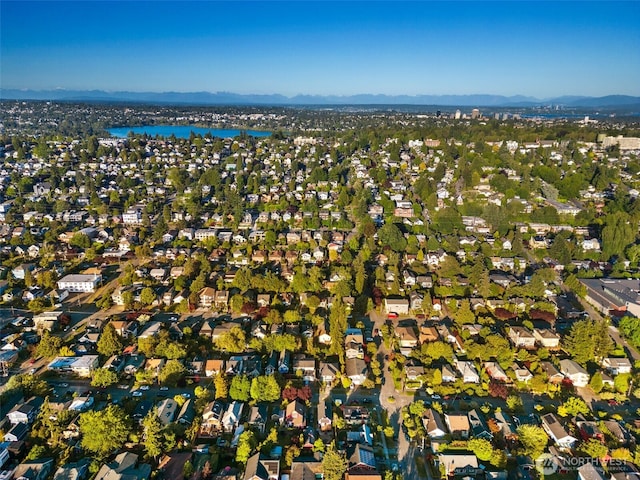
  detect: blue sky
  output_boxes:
[1,1,639,98]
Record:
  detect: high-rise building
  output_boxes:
[471,108,480,119]
[454,109,461,119]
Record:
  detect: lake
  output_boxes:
[108,125,272,139]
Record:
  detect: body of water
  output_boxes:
[108,125,272,139]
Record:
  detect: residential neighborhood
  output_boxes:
[0,101,639,480]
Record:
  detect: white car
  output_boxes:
[139,385,150,391]
[160,386,169,391]
[431,394,441,400]
[132,390,143,397]
[181,393,191,399]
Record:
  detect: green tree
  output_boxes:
[614,373,631,394]
[250,375,281,402]
[236,430,257,464]
[506,395,524,412]
[322,442,348,480]
[230,375,251,402]
[424,341,454,361]
[91,368,118,388]
[79,405,130,458]
[214,325,246,353]
[517,424,548,459]
[139,287,156,306]
[214,373,229,399]
[158,359,186,387]
[454,299,475,326]
[589,371,604,393]
[565,318,613,365]
[26,445,47,461]
[579,439,608,459]
[468,438,494,462]
[142,409,164,459]
[378,222,407,252]
[97,323,123,358]
[36,331,62,359]
[602,212,635,260]
[557,397,589,417]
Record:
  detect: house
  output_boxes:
[57,273,102,292]
[512,364,533,383]
[277,350,291,374]
[383,298,410,315]
[285,400,307,428]
[493,411,518,440]
[7,397,43,425]
[541,413,576,448]
[95,452,151,480]
[602,357,632,375]
[419,325,439,344]
[215,290,230,308]
[602,420,632,447]
[423,408,448,439]
[577,463,607,480]
[445,414,471,439]
[199,287,216,308]
[32,311,65,332]
[290,458,323,480]
[395,325,419,349]
[248,405,268,434]
[405,363,425,386]
[441,364,457,383]
[205,359,224,377]
[222,401,244,432]
[438,454,481,478]
[455,360,480,383]
[345,357,368,386]
[157,452,193,480]
[559,359,590,387]
[12,458,55,480]
[347,443,379,477]
[176,399,195,426]
[4,421,29,441]
[156,398,179,426]
[344,328,364,360]
[201,400,225,434]
[317,321,332,345]
[243,453,280,480]
[468,409,493,440]
[484,362,509,383]
[53,460,90,480]
[319,361,340,384]
[292,355,316,382]
[540,361,564,384]
[508,327,536,349]
[342,405,370,425]
[533,328,561,349]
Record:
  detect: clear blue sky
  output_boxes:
[1,1,639,98]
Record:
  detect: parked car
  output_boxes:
[139,385,150,391]
[387,312,399,319]
[132,390,143,397]
[160,386,169,391]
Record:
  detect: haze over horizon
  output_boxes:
[1,1,639,99]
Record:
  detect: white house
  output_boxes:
[57,274,102,293]
[602,357,632,376]
[559,359,590,387]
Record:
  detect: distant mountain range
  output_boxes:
[1,89,639,108]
